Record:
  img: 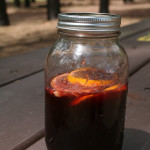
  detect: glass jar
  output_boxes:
[45,13,128,150]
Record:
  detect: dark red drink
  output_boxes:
[45,68,127,150]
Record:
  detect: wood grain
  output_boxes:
[0,47,49,87]
[126,63,150,131]
[0,72,44,150]
[121,29,150,75]
[120,19,150,40]
[123,63,150,150]
[26,138,46,150]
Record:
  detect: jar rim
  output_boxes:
[57,13,121,33]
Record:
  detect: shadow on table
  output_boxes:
[123,128,150,150]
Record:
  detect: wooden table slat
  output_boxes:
[123,63,150,150]
[120,19,150,40]
[0,72,44,150]
[0,47,49,87]
[121,29,150,75]
[26,138,46,150]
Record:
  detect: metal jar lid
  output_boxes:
[57,13,121,33]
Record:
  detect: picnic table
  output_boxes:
[0,19,150,150]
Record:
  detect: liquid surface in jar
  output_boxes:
[45,68,127,150]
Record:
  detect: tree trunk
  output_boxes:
[123,0,134,3]
[14,0,20,7]
[100,0,109,13]
[25,0,30,7]
[0,0,10,26]
[47,0,60,20]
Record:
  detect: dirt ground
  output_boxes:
[0,0,150,58]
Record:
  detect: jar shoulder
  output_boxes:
[49,38,127,56]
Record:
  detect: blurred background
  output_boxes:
[0,0,150,58]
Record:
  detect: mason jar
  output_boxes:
[45,13,128,150]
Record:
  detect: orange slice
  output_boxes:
[67,68,115,87]
[50,68,120,98]
[103,84,120,91]
[71,95,94,105]
[103,84,127,92]
[50,73,105,95]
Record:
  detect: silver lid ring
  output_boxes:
[57,13,121,33]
